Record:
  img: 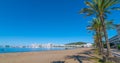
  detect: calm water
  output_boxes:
[0,47,66,53]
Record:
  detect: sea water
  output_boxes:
[0,47,66,53]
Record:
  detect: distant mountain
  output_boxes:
[65,42,86,45]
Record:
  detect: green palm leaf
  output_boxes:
[111,7,120,10]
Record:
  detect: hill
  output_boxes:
[65,42,86,45]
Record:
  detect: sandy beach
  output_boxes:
[0,48,93,63]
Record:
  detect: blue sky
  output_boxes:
[0,0,120,46]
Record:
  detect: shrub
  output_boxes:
[105,61,114,63]
[118,44,120,50]
[94,49,99,55]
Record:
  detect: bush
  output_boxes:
[105,61,114,63]
[94,49,99,55]
[118,44,120,50]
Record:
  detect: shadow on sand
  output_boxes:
[51,49,94,63]
[51,61,65,63]
[66,55,89,63]
[51,55,88,63]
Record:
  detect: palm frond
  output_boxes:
[92,0,97,4]
[111,7,120,10]
[85,1,97,11]
[105,20,116,29]
[80,8,95,16]
[104,0,119,9]
[104,10,111,14]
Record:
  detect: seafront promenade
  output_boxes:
[111,49,120,57]
[0,48,93,63]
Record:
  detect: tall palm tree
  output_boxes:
[87,18,104,55]
[87,18,116,56]
[81,0,120,57]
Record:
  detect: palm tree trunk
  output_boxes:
[100,15,112,57]
[99,33,104,56]
[96,31,102,55]
[98,25,104,55]
[94,39,97,48]
[98,37,102,55]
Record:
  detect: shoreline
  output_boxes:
[0,47,75,54]
[0,48,92,63]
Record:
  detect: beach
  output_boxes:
[0,48,93,63]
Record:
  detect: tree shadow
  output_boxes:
[108,57,120,63]
[77,49,94,55]
[51,49,95,63]
[65,55,89,63]
[51,61,65,63]
[77,49,101,59]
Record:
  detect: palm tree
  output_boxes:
[87,18,104,55]
[81,0,120,57]
[87,18,116,57]
[93,34,103,55]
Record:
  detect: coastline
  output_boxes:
[0,48,92,63]
[0,47,67,54]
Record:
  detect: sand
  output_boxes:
[0,48,92,63]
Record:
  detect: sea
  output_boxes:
[0,47,67,53]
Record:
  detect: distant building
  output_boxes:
[109,35,119,45]
[31,44,39,48]
[83,43,92,47]
[65,43,92,48]
[109,24,120,46]
[116,24,120,41]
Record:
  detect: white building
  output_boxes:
[116,24,120,41]
[109,35,119,45]
[31,44,40,48]
[65,43,92,48]
[83,43,92,47]
[109,24,120,45]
